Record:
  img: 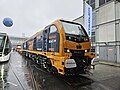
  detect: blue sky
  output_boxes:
[0,0,83,37]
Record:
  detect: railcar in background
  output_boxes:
[15,44,22,54]
[22,19,94,75]
[0,33,12,62]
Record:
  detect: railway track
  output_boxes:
[24,56,94,89]
[8,60,26,90]
[58,75,94,88]
[7,53,40,90]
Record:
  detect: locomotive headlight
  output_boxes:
[65,59,77,68]
[64,48,70,53]
[85,50,87,52]
[84,38,89,41]
[67,49,70,53]
[85,49,90,52]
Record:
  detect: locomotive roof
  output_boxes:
[23,19,82,43]
[24,29,43,42]
[60,19,82,25]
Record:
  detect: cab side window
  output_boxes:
[48,25,59,52]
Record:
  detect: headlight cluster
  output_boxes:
[84,38,89,41]
[85,50,87,52]
[67,49,70,53]
[64,48,70,53]
[85,49,90,52]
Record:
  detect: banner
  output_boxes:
[84,2,92,38]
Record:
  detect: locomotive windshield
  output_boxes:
[61,21,86,36]
[61,20,89,42]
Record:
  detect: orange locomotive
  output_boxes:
[22,19,94,75]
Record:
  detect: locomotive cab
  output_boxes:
[59,20,94,75]
[46,20,95,75]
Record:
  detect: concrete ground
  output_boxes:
[0,51,120,90]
